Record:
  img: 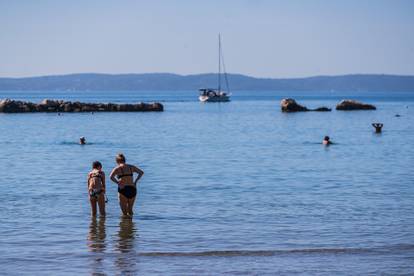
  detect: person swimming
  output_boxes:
[87,161,106,217]
[80,136,86,145]
[323,136,332,145]
[372,123,383,133]
[110,153,144,217]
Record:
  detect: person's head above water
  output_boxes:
[323,136,331,145]
[80,136,86,145]
[92,161,102,170]
[116,153,126,164]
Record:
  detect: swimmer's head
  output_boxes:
[324,136,330,141]
[92,161,102,170]
[80,136,86,144]
[116,153,126,164]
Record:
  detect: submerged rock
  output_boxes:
[336,100,376,111]
[312,107,332,112]
[0,99,164,113]
[280,98,331,112]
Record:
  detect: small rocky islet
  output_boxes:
[0,99,164,113]
[280,98,376,112]
[335,99,376,110]
[280,98,331,112]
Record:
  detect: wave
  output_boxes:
[137,215,195,221]
[58,141,115,146]
[138,244,414,257]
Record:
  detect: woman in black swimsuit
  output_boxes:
[110,153,144,217]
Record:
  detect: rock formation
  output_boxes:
[0,99,164,113]
[280,98,308,112]
[280,98,331,112]
[336,100,376,111]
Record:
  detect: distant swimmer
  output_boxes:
[110,153,144,217]
[87,161,106,217]
[372,123,383,133]
[323,136,332,145]
[80,136,86,145]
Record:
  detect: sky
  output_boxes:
[0,0,413,78]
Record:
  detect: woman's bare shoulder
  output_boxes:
[110,166,120,174]
[130,164,143,172]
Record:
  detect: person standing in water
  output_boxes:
[110,154,144,217]
[372,123,383,133]
[87,161,106,217]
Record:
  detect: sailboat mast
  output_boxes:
[218,34,221,93]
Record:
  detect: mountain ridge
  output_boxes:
[1,73,414,91]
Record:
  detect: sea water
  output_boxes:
[0,90,413,275]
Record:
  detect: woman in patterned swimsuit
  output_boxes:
[87,161,106,217]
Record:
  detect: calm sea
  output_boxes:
[0,90,413,275]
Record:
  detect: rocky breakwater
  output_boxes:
[280,98,331,112]
[0,99,164,113]
[336,100,376,111]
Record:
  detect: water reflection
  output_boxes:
[87,217,106,252]
[87,217,106,274]
[114,216,139,274]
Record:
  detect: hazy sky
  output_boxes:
[0,0,413,78]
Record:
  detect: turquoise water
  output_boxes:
[0,91,413,275]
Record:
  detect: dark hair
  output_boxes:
[324,136,330,141]
[92,161,102,169]
[116,153,126,164]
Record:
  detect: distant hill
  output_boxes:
[0,73,414,91]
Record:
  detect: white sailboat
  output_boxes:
[199,34,231,102]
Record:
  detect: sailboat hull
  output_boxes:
[199,94,230,102]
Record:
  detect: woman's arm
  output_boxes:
[132,165,144,185]
[109,167,120,185]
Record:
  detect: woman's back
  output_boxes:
[89,169,104,191]
[116,164,135,186]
